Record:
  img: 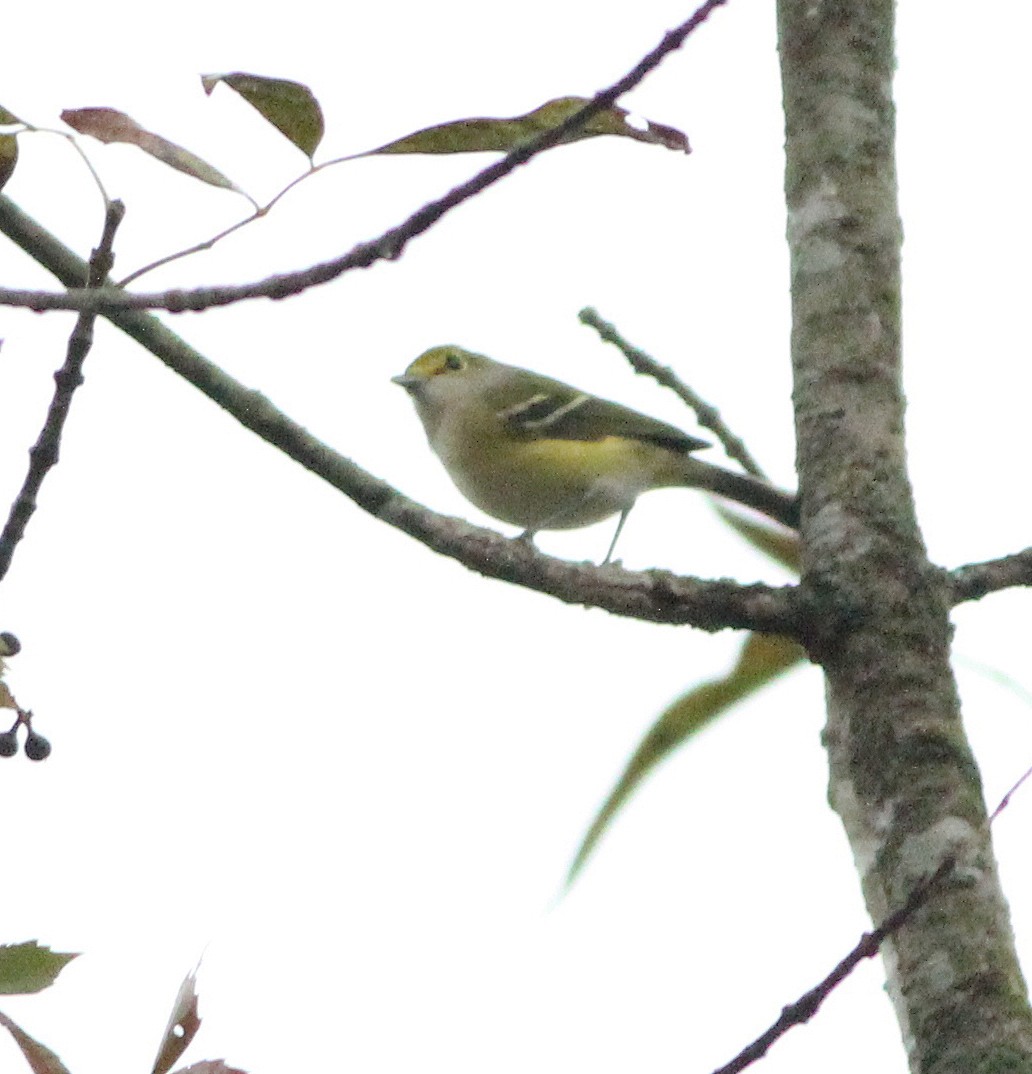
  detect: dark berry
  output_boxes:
[0,731,17,757]
[24,733,50,761]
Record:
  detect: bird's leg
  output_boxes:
[602,507,632,565]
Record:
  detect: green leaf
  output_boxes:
[567,633,805,885]
[61,107,243,193]
[0,942,77,995]
[201,72,325,159]
[363,95,690,156]
[715,504,800,573]
[0,1011,72,1074]
[0,134,16,192]
[0,106,23,125]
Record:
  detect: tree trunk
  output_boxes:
[776,2,1032,1070]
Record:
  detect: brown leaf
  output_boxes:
[61,108,241,192]
[0,1011,72,1074]
[176,1062,248,1074]
[151,969,202,1074]
[201,72,324,159]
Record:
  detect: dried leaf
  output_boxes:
[364,95,690,156]
[0,943,78,995]
[176,1062,249,1074]
[152,969,202,1074]
[202,72,324,159]
[0,106,23,125]
[567,633,805,884]
[61,108,241,192]
[0,1011,72,1074]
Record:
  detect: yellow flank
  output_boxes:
[444,431,685,530]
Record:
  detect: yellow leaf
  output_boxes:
[567,633,805,885]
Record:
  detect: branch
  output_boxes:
[579,306,769,479]
[0,0,728,316]
[949,547,1032,605]
[712,858,955,1074]
[0,199,125,582]
[0,199,801,633]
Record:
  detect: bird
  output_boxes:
[393,345,798,562]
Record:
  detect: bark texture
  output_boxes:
[776,2,1032,1071]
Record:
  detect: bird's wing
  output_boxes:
[497,385,709,453]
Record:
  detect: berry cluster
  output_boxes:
[0,633,51,761]
[0,712,51,761]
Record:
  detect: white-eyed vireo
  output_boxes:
[393,345,798,562]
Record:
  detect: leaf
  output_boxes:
[363,95,690,156]
[151,969,202,1074]
[0,106,23,125]
[201,72,324,159]
[0,1011,72,1074]
[567,633,806,885]
[177,1062,249,1074]
[61,108,241,192]
[0,134,17,192]
[715,504,801,573]
[0,943,77,995]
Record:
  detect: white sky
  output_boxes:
[1,3,1030,1073]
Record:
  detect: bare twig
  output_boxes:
[711,857,955,1074]
[579,307,769,479]
[117,162,320,286]
[989,765,1032,824]
[0,200,125,582]
[0,0,729,316]
[17,124,113,211]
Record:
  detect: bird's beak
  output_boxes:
[391,373,421,393]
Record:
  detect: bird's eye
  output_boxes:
[443,353,463,371]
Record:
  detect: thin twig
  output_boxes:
[21,125,113,212]
[117,162,320,286]
[711,857,955,1074]
[579,307,768,479]
[118,134,458,286]
[0,200,125,582]
[0,0,729,315]
[989,766,1032,823]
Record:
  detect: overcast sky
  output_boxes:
[1,3,1030,1074]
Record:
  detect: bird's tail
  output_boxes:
[678,458,800,529]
